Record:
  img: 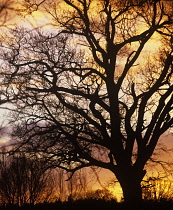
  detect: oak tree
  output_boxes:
[0,0,173,205]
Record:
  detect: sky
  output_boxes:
[0,0,172,200]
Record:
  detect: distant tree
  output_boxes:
[66,168,89,201]
[142,175,173,201]
[0,0,173,205]
[53,168,66,201]
[52,167,91,201]
[0,152,54,206]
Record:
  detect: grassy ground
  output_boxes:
[1,198,173,210]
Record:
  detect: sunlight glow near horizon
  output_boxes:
[0,0,172,157]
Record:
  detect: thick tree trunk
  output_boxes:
[115,167,146,206]
[120,178,143,204]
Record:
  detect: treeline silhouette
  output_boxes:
[0,151,115,205]
[0,151,173,209]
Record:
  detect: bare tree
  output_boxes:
[0,152,55,206]
[142,174,173,201]
[0,0,172,205]
[52,167,91,201]
[66,168,89,201]
[53,168,66,201]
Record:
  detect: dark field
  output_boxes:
[1,199,173,210]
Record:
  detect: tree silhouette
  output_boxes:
[0,0,172,205]
[0,151,55,206]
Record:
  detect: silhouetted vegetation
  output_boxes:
[0,151,56,206]
[0,151,173,209]
[0,198,173,210]
[0,151,113,205]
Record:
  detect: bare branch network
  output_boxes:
[0,0,172,205]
